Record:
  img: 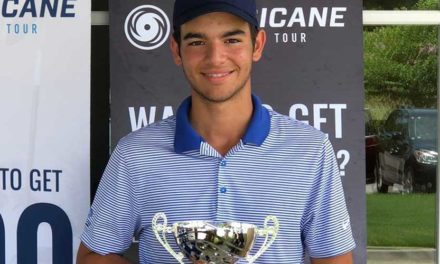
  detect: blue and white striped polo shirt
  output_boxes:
[81,95,355,263]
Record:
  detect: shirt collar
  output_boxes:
[174,94,271,153]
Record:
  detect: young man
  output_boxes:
[77,0,355,263]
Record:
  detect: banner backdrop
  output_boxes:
[0,0,90,263]
[110,0,365,262]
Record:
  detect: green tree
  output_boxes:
[364,0,438,113]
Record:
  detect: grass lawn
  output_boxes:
[367,193,436,247]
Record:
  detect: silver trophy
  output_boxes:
[152,212,279,264]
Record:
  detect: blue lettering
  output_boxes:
[40,0,58,17]
[0,168,21,190]
[30,169,61,192]
[19,0,37,17]
[0,214,4,264]
[1,0,17,17]
[43,171,50,191]
[17,203,72,264]
[52,170,61,192]
[30,169,40,191]
[6,23,38,34]
[10,169,21,190]
[0,168,7,190]
[14,24,20,33]
[1,0,75,18]
[61,0,75,17]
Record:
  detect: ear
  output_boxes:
[170,36,182,65]
[252,29,266,62]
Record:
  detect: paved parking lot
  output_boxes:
[367,247,436,264]
[366,183,403,194]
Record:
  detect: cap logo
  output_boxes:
[124,5,170,50]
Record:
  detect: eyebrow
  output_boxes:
[222,29,246,38]
[183,32,204,40]
[183,29,246,41]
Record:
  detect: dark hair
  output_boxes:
[173,23,259,49]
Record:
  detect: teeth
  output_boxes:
[206,72,229,78]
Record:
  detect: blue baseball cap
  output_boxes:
[173,0,258,29]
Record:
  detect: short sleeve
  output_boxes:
[301,137,356,258]
[80,143,139,255]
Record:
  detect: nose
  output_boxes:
[206,41,226,66]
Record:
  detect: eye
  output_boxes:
[225,39,241,44]
[188,41,205,46]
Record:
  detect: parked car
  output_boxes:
[375,108,437,193]
[365,109,379,184]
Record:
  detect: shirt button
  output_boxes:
[220,187,227,193]
[220,159,227,166]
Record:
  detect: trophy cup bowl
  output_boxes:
[152,213,279,264]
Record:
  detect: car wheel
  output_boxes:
[402,167,414,194]
[375,158,388,193]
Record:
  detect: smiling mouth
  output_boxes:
[203,71,233,78]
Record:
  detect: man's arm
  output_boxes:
[76,242,132,264]
[311,251,353,264]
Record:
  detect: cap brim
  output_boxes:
[174,4,258,29]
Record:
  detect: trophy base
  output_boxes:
[179,239,240,264]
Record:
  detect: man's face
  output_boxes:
[171,12,266,103]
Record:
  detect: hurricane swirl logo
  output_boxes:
[125,5,170,50]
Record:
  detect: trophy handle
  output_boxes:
[246,215,279,264]
[152,212,185,264]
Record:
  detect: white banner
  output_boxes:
[0,1,90,263]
